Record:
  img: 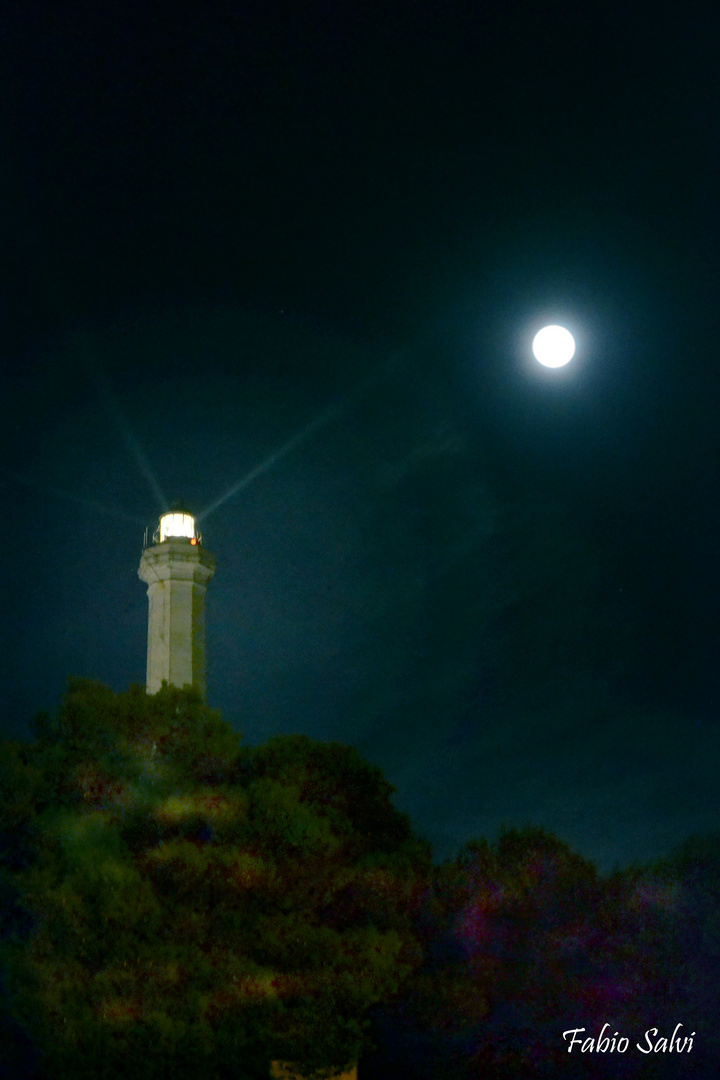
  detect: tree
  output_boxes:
[0,680,430,1079]
[366,827,696,1079]
[643,834,720,1075]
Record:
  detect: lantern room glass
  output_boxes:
[159,512,196,542]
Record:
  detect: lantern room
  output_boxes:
[147,504,202,547]
[159,510,196,542]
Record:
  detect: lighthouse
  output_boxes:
[138,505,216,698]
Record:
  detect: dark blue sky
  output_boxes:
[2,0,720,868]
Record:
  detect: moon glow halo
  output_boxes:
[532,325,576,368]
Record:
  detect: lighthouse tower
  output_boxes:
[138,505,216,698]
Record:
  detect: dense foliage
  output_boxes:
[365,829,719,1078]
[1,682,718,1079]
[0,681,430,1079]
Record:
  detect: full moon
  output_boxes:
[532,325,576,368]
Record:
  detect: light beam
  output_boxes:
[4,469,147,524]
[76,334,168,510]
[198,349,405,522]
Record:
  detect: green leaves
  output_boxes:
[249,777,343,860]
[0,680,429,1078]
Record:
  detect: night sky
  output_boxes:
[2,0,720,869]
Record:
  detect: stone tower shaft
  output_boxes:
[138,534,216,697]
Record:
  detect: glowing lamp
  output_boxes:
[158,511,196,543]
